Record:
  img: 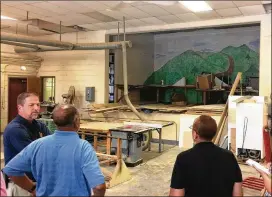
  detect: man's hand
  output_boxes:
[31,189,36,197]
[92,183,106,197]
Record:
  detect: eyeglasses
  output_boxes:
[189,125,193,129]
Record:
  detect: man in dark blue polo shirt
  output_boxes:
[3,92,50,196]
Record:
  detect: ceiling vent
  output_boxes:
[23,19,89,34]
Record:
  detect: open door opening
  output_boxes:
[8,76,41,123]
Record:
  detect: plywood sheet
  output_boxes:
[80,122,124,131]
[187,104,225,112]
[183,131,193,150]
[230,128,236,154]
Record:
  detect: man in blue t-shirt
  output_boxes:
[3,92,51,196]
[3,104,106,196]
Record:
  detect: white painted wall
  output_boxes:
[1,44,38,132]
[113,33,154,85]
[36,31,109,116]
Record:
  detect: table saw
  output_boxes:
[110,122,173,167]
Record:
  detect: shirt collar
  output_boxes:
[54,130,79,137]
[15,114,37,126]
[193,141,214,148]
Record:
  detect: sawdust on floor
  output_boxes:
[105,146,261,196]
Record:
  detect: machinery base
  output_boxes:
[125,158,143,167]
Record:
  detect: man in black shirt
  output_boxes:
[169,115,243,197]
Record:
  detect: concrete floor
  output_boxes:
[0,138,262,196]
[106,146,261,196]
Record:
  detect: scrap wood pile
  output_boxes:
[185,104,225,116]
[85,103,129,113]
[136,104,189,113]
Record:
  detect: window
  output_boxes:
[42,77,55,102]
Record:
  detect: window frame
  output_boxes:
[41,76,56,103]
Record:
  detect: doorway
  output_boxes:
[8,78,27,122]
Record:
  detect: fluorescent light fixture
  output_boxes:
[179,1,212,12]
[20,66,27,71]
[1,15,17,20]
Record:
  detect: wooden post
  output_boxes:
[106,132,111,155]
[94,135,98,151]
[82,131,86,140]
[213,72,242,143]
[117,138,122,160]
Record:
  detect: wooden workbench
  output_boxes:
[79,122,124,154]
[115,84,196,103]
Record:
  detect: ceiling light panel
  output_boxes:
[179,1,213,12]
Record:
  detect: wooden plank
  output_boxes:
[213,72,242,143]
[106,132,111,155]
[80,122,124,131]
[230,128,236,154]
[214,115,227,145]
[94,135,98,151]
[96,153,117,160]
[117,138,122,160]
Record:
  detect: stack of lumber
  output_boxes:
[137,104,189,113]
[185,104,225,116]
[84,103,128,113]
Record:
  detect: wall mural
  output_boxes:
[144,25,260,104]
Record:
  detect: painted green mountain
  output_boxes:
[144,44,259,103]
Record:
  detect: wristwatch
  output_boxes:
[28,184,36,193]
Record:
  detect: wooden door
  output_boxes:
[8,78,27,122]
[27,76,41,99]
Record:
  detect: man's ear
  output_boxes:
[17,104,22,112]
[192,130,198,141]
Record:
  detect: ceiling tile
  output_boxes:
[157,3,191,14]
[77,1,110,11]
[239,5,266,15]
[83,11,118,22]
[18,4,57,17]
[100,1,132,9]
[176,13,200,22]
[48,1,94,13]
[157,15,183,24]
[1,1,25,6]
[0,10,27,20]
[1,5,31,18]
[233,1,262,7]
[107,21,135,28]
[195,11,221,20]
[98,10,134,20]
[123,1,150,6]
[99,1,122,7]
[216,8,242,17]
[93,22,117,30]
[136,4,171,16]
[22,1,44,4]
[119,7,150,18]
[32,2,70,14]
[207,1,236,9]
[140,17,166,25]
[59,14,101,26]
[125,19,148,26]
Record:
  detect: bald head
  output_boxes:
[192,115,217,141]
[52,104,79,129]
